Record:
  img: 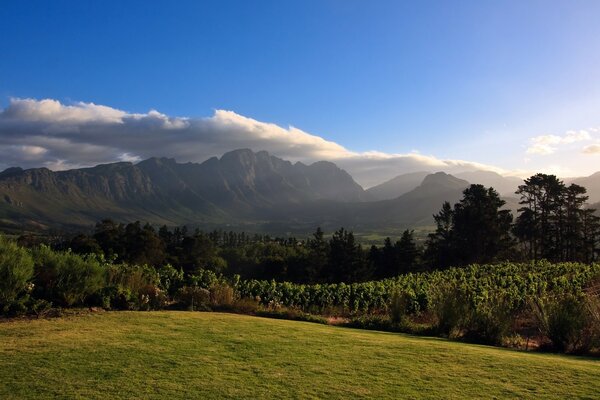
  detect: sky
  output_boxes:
[1,0,600,186]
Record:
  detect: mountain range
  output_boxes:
[1,148,599,233]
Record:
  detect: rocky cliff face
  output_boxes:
[0,149,368,229]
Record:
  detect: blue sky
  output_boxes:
[1,0,600,180]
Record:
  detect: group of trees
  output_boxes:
[25,222,419,284]
[424,185,514,268]
[424,174,600,269]
[514,174,600,262]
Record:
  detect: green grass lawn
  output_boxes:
[0,312,598,399]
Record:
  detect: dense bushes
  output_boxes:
[32,246,105,307]
[531,294,600,353]
[0,236,34,313]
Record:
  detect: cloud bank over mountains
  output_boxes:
[0,97,523,187]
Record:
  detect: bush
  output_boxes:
[101,264,164,310]
[345,314,394,331]
[156,264,184,295]
[0,236,34,313]
[389,290,413,326]
[256,308,328,324]
[176,286,210,311]
[430,284,470,336]
[209,283,234,307]
[33,246,105,306]
[531,294,597,353]
[138,284,168,311]
[463,294,513,345]
[92,285,136,310]
[231,297,260,314]
[429,284,514,345]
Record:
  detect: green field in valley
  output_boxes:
[1,312,599,399]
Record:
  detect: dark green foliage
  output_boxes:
[531,293,600,353]
[98,263,165,310]
[327,228,370,282]
[370,230,422,278]
[515,174,600,262]
[0,236,34,312]
[462,293,513,345]
[255,308,328,324]
[425,185,514,268]
[155,263,184,295]
[32,246,104,307]
[430,284,471,336]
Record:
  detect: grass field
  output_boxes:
[0,312,599,399]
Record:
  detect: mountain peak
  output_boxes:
[0,167,24,179]
[421,172,468,188]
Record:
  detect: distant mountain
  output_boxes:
[0,151,528,233]
[365,171,430,201]
[566,172,600,203]
[454,171,522,196]
[0,149,367,230]
[365,170,522,201]
[366,172,470,226]
[271,172,471,228]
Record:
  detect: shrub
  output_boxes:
[138,284,168,311]
[231,297,260,314]
[188,270,221,289]
[28,298,52,318]
[209,282,234,307]
[256,308,328,324]
[389,290,410,325]
[33,246,105,307]
[345,315,394,331]
[430,284,470,336]
[531,294,595,353]
[176,286,210,311]
[0,236,34,313]
[463,293,513,345]
[101,264,164,310]
[156,264,184,295]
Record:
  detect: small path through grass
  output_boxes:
[0,311,598,399]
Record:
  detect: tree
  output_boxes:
[424,201,455,268]
[514,174,594,262]
[581,208,600,262]
[305,227,329,283]
[425,185,513,268]
[396,230,420,273]
[327,228,370,282]
[451,185,513,265]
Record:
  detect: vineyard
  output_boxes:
[235,261,600,315]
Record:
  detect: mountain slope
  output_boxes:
[365,171,430,201]
[1,152,525,232]
[271,172,471,228]
[454,171,522,196]
[566,172,600,203]
[0,149,367,230]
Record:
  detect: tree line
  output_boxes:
[18,173,600,284]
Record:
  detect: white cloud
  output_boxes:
[0,97,512,187]
[583,144,600,154]
[526,129,592,155]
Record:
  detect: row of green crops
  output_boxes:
[235,261,600,314]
